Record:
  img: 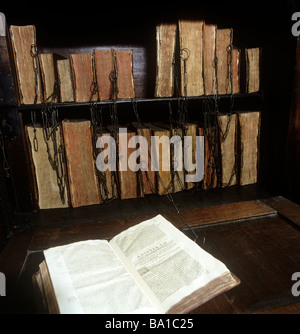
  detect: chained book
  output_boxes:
[33,215,239,314]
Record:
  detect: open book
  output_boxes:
[34,215,239,314]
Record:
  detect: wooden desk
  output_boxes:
[1,192,300,314]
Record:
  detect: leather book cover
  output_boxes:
[203,24,217,96]
[216,28,232,95]
[143,123,172,195]
[115,50,135,99]
[154,23,177,98]
[94,49,114,101]
[246,48,260,93]
[62,120,101,207]
[218,113,238,187]
[57,59,74,103]
[200,127,218,190]
[178,20,204,97]
[184,123,198,189]
[117,127,138,199]
[94,127,117,200]
[39,53,58,102]
[9,25,43,104]
[25,124,69,209]
[238,111,261,185]
[232,49,241,94]
[70,53,97,102]
[132,122,156,196]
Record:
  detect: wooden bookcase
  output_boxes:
[1,3,300,314]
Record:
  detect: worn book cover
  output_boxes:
[9,25,43,104]
[117,126,138,200]
[216,28,232,95]
[39,53,58,102]
[178,20,204,97]
[238,111,261,185]
[155,23,177,98]
[70,53,96,102]
[246,48,260,93]
[115,50,135,99]
[184,123,198,189]
[218,114,237,187]
[25,125,69,209]
[200,127,218,189]
[57,59,74,103]
[232,49,241,94]
[203,24,217,96]
[94,49,114,101]
[62,120,101,207]
[144,123,172,195]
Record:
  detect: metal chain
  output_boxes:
[0,125,10,178]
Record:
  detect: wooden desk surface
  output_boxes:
[1,194,300,314]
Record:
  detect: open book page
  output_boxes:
[110,215,231,313]
[43,240,158,314]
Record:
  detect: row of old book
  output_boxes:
[25,111,260,210]
[8,20,260,105]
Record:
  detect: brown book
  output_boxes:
[25,125,69,209]
[115,50,135,99]
[238,111,261,185]
[94,127,118,201]
[216,28,232,95]
[144,123,172,195]
[171,125,185,193]
[9,25,43,104]
[178,20,204,97]
[246,48,260,93]
[232,49,241,94]
[203,24,217,96]
[39,53,58,102]
[154,23,177,97]
[34,215,239,314]
[70,53,96,102]
[132,122,156,195]
[218,114,238,187]
[117,127,138,199]
[57,59,74,103]
[62,120,101,207]
[94,49,114,101]
[184,123,198,189]
[200,127,218,189]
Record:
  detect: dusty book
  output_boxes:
[131,122,156,196]
[114,50,135,99]
[38,53,59,102]
[216,28,232,95]
[56,59,75,103]
[143,123,172,195]
[231,48,241,94]
[218,113,238,187]
[34,214,240,314]
[94,127,118,201]
[238,111,261,185]
[178,20,204,97]
[9,25,43,104]
[155,23,177,98]
[25,125,69,209]
[203,24,217,96]
[246,47,260,93]
[62,119,101,207]
[94,49,114,101]
[70,53,96,102]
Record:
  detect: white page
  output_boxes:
[110,215,230,313]
[44,239,158,314]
